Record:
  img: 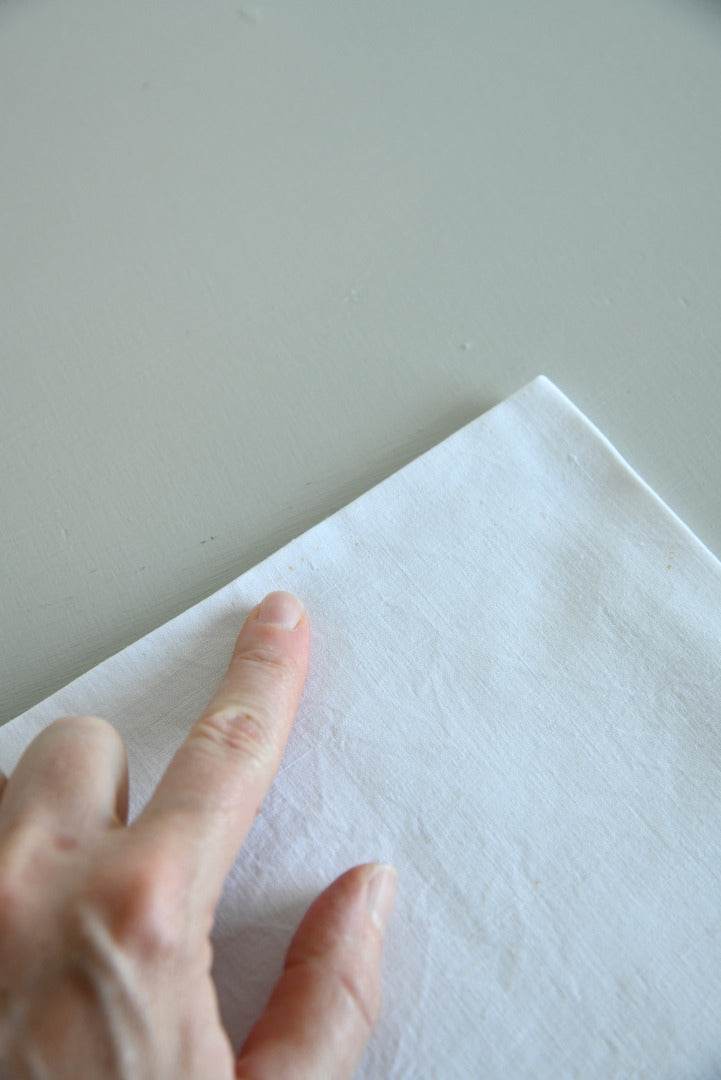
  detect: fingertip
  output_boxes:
[256,591,306,631]
[365,863,398,936]
[234,592,310,670]
[293,862,398,953]
[236,863,397,1079]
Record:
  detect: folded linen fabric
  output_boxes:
[2,376,720,1078]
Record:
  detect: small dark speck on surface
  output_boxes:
[236,6,262,25]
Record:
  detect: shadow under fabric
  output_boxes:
[2,376,720,1078]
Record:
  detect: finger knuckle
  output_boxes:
[193,705,277,770]
[329,964,381,1033]
[84,856,182,961]
[232,648,298,693]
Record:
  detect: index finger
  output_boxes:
[134,591,310,909]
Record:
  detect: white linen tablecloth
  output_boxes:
[2,376,720,1077]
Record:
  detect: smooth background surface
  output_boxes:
[2,0,721,725]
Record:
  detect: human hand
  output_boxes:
[0,591,397,1079]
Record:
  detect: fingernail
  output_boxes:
[366,864,398,935]
[257,591,304,630]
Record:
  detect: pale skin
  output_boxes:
[0,591,397,1079]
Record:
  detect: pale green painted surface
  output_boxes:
[2,0,720,723]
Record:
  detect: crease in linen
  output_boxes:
[2,376,720,1078]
